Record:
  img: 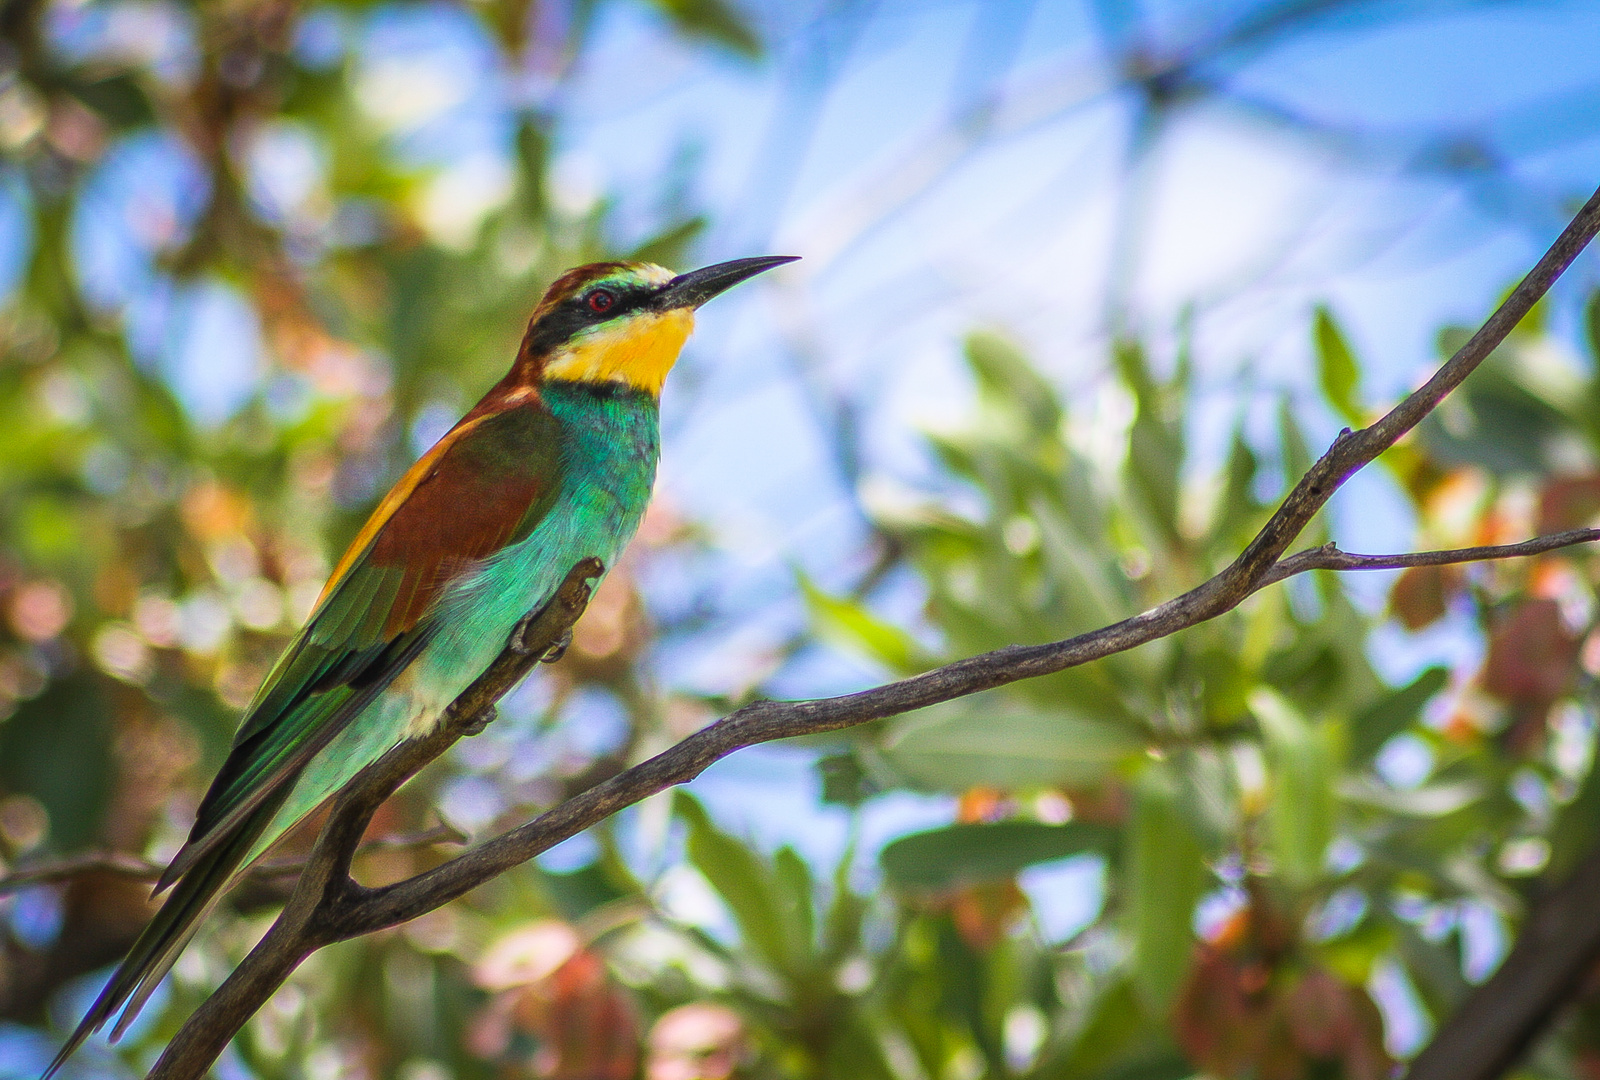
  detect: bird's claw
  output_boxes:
[539,629,572,665]
[509,612,539,655]
[459,704,497,736]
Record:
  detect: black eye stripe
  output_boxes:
[575,283,650,320]
[526,279,661,355]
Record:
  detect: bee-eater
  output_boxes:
[51,254,796,1072]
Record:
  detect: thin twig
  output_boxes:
[0,853,163,895]
[248,823,469,878]
[1258,528,1600,587]
[144,184,1600,1080]
[0,825,469,897]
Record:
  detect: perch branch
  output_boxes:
[143,183,1600,1080]
[146,558,604,1080]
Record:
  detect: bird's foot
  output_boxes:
[538,629,572,665]
[509,612,538,655]
[459,704,497,736]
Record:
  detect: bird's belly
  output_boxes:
[253,477,649,859]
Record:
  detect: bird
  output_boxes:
[49,254,796,1074]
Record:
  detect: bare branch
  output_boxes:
[143,184,1600,1080]
[324,531,1600,942]
[0,826,468,898]
[247,824,469,879]
[0,852,163,895]
[1258,527,1600,587]
[146,558,604,1080]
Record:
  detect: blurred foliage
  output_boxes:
[2,2,1600,1080]
[797,308,1600,1079]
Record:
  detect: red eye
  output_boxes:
[586,289,616,313]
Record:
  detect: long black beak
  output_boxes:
[658,255,798,310]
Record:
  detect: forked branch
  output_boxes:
[143,185,1600,1080]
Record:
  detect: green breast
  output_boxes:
[421,381,660,692]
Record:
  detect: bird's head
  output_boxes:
[520,256,797,395]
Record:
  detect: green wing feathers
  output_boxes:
[46,788,290,1076]
[51,400,567,1068]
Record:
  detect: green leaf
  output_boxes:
[1393,919,1469,1018]
[1583,291,1600,450]
[1348,667,1447,764]
[0,674,112,851]
[646,0,762,58]
[629,216,708,267]
[1030,494,1130,630]
[68,72,156,130]
[1209,424,1261,546]
[1278,398,1315,495]
[1250,688,1336,887]
[965,331,1061,436]
[880,820,1114,892]
[511,116,549,216]
[772,845,816,959]
[1045,978,1159,1077]
[799,572,935,675]
[1340,777,1482,818]
[822,1014,899,1080]
[536,860,629,922]
[1116,339,1185,547]
[1315,306,1364,426]
[816,752,880,807]
[1417,358,1574,476]
[673,791,799,975]
[821,836,865,965]
[1128,762,1206,1011]
[880,694,1145,791]
[1548,737,1600,880]
[1586,290,1600,367]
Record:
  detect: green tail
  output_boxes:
[44,788,291,1078]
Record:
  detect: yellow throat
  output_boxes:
[542,307,696,396]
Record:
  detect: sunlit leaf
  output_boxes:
[647,0,763,58]
[673,791,800,976]
[966,331,1061,436]
[1340,777,1483,818]
[881,820,1113,892]
[880,694,1145,791]
[1129,762,1206,1011]
[1117,339,1185,548]
[1347,667,1447,764]
[1315,306,1364,427]
[1251,688,1335,887]
[799,572,936,675]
